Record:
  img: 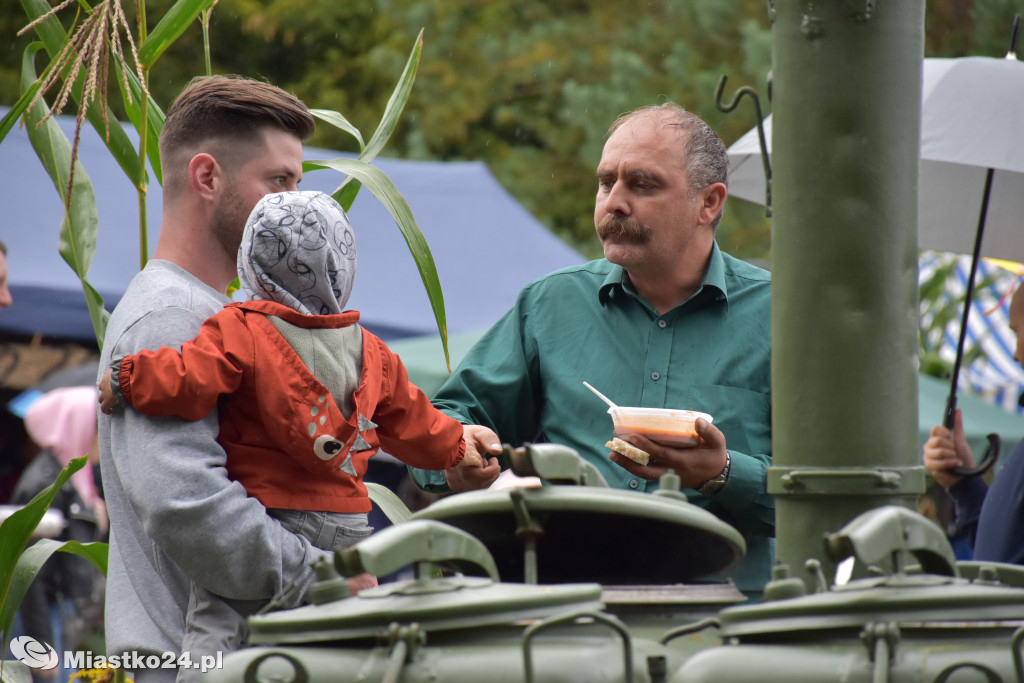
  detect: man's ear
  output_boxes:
[698,182,727,227]
[188,153,221,200]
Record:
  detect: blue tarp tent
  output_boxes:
[0,106,584,343]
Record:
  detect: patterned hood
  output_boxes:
[239,191,357,315]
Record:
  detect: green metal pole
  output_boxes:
[768,0,926,591]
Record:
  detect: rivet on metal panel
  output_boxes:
[847,0,875,23]
[800,14,825,39]
[804,559,829,593]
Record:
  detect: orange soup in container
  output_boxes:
[608,407,713,447]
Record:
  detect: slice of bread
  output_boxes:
[605,437,650,466]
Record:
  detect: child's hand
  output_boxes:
[460,424,501,465]
[347,572,378,595]
[98,369,119,415]
[446,425,502,491]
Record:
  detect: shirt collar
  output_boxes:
[598,242,728,309]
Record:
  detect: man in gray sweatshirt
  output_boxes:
[98,76,316,683]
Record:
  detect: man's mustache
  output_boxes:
[597,215,652,243]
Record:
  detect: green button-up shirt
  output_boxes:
[410,244,773,596]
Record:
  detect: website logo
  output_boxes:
[8,636,59,670]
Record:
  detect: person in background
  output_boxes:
[12,386,107,683]
[99,190,496,663]
[98,75,318,683]
[408,102,774,600]
[923,284,1024,565]
[0,239,13,311]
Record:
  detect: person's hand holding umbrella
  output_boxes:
[923,409,979,489]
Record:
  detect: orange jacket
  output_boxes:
[117,300,465,512]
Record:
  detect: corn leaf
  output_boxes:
[113,55,165,187]
[333,180,363,214]
[138,0,217,68]
[365,483,412,525]
[0,79,41,144]
[305,157,449,371]
[361,29,422,162]
[308,108,365,211]
[21,44,108,343]
[82,279,110,348]
[317,30,422,211]
[310,109,365,150]
[3,540,108,644]
[0,457,87,641]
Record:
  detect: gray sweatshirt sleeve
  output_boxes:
[107,304,317,602]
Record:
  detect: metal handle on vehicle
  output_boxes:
[381,623,424,683]
[660,617,721,645]
[242,652,309,683]
[933,663,1003,682]
[521,609,633,683]
[335,519,499,581]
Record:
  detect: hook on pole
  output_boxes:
[715,75,773,217]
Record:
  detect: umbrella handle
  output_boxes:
[1007,13,1020,58]
[943,393,957,431]
[951,432,1000,477]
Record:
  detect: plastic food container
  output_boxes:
[608,407,713,447]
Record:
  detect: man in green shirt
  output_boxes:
[409,103,773,598]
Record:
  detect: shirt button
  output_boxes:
[628,479,639,489]
[658,320,667,328]
[651,372,660,381]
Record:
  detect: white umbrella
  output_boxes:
[727,56,1024,262]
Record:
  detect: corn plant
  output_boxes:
[0,457,108,670]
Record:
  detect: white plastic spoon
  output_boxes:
[582,381,618,410]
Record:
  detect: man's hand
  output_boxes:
[447,424,502,491]
[923,409,976,489]
[609,417,729,490]
[98,369,119,415]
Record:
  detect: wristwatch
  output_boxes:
[697,453,731,496]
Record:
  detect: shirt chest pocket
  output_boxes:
[686,384,771,456]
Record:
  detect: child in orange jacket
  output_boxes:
[100,190,497,663]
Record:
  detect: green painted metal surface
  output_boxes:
[672,508,1024,681]
[334,519,500,582]
[246,576,605,644]
[768,0,928,590]
[411,482,745,586]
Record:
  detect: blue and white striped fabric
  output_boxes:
[920,250,1024,415]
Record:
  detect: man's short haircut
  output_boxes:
[0,240,7,256]
[159,75,315,196]
[609,103,729,227]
